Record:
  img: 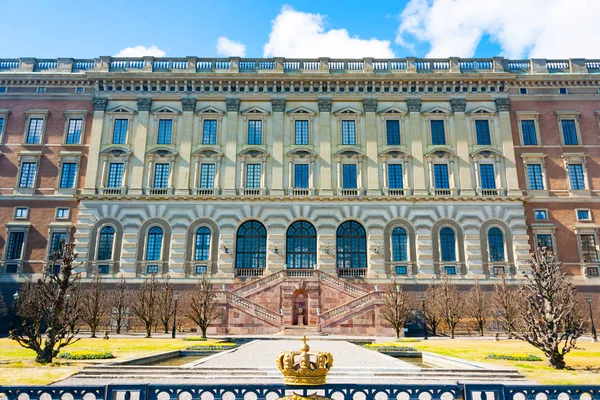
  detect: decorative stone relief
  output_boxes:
[318,98,332,113]
[450,98,466,113]
[181,97,196,112]
[92,97,108,111]
[362,99,377,113]
[136,98,152,111]
[406,98,422,113]
[495,98,511,112]
[271,98,286,113]
[226,98,240,112]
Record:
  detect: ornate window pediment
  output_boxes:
[286,147,317,159]
[334,148,364,159]
[147,146,178,158]
[377,106,407,116]
[196,105,225,116]
[193,147,223,159]
[241,106,270,116]
[333,106,363,116]
[471,147,503,160]
[466,106,496,116]
[425,147,457,159]
[106,105,137,115]
[100,146,132,158]
[239,147,269,158]
[422,107,452,117]
[151,105,181,115]
[380,148,411,159]
[286,106,317,116]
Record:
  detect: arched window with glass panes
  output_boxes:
[286,221,317,269]
[235,221,267,271]
[193,227,211,275]
[96,225,115,274]
[391,226,409,275]
[488,227,505,262]
[336,221,367,275]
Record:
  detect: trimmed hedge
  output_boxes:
[397,338,421,343]
[186,342,237,351]
[58,350,114,360]
[182,337,208,342]
[486,353,542,361]
[364,343,418,352]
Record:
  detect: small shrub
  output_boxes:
[186,342,236,351]
[182,337,208,342]
[364,343,417,352]
[397,338,421,343]
[486,353,542,361]
[58,350,114,360]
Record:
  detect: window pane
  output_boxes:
[488,227,505,262]
[535,210,547,220]
[388,164,403,189]
[536,234,553,252]
[199,164,215,188]
[479,164,496,189]
[97,226,115,260]
[19,162,37,188]
[60,162,77,189]
[521,120,537,145]
[294,164,309,188]
[66,119,82,144]
[157,119,172,144]
[295,120,309,145]
[153,163,170,188]
[577,210,590,220]
[562,120,578,145]
[475,120,491,145]
[569,164,585,190]
[248,120,262,145]
[433,164,449,188]
[527,164,544,190]
[112,119,128,144]
[431,120,445,145]
[195,227,211,261]
[392,227,408,261]
[342,164,357,188]
[26,118,44,144]
[386,120,401,145]
[246,164,261,188]
[336,221,367,269]
[341,120,356,145]
[440,227,456,262]
[581,234,598,262]
[0,118,4,138]
[6,232,24,260]
[235,221,267,269]
[107,163,124,188]
[146,227,163,261]
[203,119,217,144]
[49,232,66,257]
[286,221,317,269]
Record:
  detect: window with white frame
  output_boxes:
[25,117,45,144]
[202,119,218,144]
[48,231,67,259]
[153,163,170,188]
[106,163,124,188]
[527,164,544,190]
[579,232,599,263]
[295,120,309,145]
[474,119,491,145]
[145,150,177,194]
[59,162,78,189]
[112,119,129,144]
[56,208,69,220]
[562,153,589,192]
[556,112,582,146]
[4,227,28,273]
[386,120,401,145]
[487,227,505,262]
[63,111,87,145]
[16,152,42,192]
[534,209,548,220]
[19,162,37,188]
[286,149,316,194]
[341,120,356,145]
[239,150,268,194]
[157,119,173,145]
[568,164,586,190]
[0,109,8,143]
[430,120,446,145]
[577,209,592,221]
[342,163,358,189]
[248,120,262,145]
[388,164,403,190]
[433,163,450,189]
[192,149,222,194]
[522,154,547,193]
[516,112,540,146]
[535,233,555,253]
[246,164,261,188]
[294,163,309,188]
[14,207,28,219]
[479,164,496,190]
[199,163,216,188]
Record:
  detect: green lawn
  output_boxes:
[405,338,600,385]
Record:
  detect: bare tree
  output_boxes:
[379,283,415,338]
[0,290,7,317]
[157,275,175,334]
[515,248,584,369]
[130,274,159,337]
[185,274,220,339]
[423,280,442,336]
[436,274,465,339]
[9,242,81,364]
[492,272,521,338]
[466,279,490,336]
[110,276,129,334]
[79,273,108,338]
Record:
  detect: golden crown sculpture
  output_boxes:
[276,335,334,386]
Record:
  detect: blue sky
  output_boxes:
[1,0,597,59]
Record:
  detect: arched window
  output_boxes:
[488,227,505,262]
[146,226,163,261]
[235,221,267,269]
[286,221,317,269]
[391,227,408,261]
[195,227,211,261]
[336,221,367,269]
[440,227,456,262]
[97,226,115,260]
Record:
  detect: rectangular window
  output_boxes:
[19,162,37,188]
[98,265,110,274]
[0,117,4,140]
[341,120,356,145]
[26,118,44,144]
[444,266,457,275]
[49,232,66,258]
[107,163,124,188]
[248,120,262,145]
[6,232,25,260]
[479,164,496,189]
[342,164,357,189]
[581,234,598,262]
[433,164,450,189]
[199,163,215,188]
[577,209,591,221]
[527,164,544,190]
[386,120,401,145]
[430,120,446,145]
[112,119,128,144]
[246,164,261,188]
[65,119,83,144]
[195,265,207,274]
[202,119,217,144]
[388,164,403,189]
[14,208,28,219]
[536,234,554,252]
[295,120,309,145]
[157,119,172,145]
[59,162,77,189]
[146,265,159,274]
[153,163,170,188]
[561,120,578,145]
[395,265,407,275]
[56,208,69,219]
[475,120,491,145]
[521,120,538,145]
[534,209,548,220]
[569,164,585,190]
[294,164,309,188]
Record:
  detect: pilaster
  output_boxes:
[223,98,240,195]
[451,98,475,196]
[496,98,521,196]
[129,98,151,195]
[82,98,107,194]
[176,97,196,195]
[407,98,427,196]
[363,99,380,196]
[318,98,333,195]
[270,98,286,195]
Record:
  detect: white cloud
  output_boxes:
[114,45,166,57]
[396,0,600,59]
[264,6,395,58]
[216,37,247,57]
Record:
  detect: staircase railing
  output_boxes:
[216,291,281,325]
[316,270,369,296]
[319,291,383,325]
[232,270,285,295]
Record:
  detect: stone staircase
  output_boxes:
[215,291,281,327]
[319,291,383,327]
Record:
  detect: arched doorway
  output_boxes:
[292,289,309,326]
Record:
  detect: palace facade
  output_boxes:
[0,57,598,334]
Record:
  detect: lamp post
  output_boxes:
[587,294,597,342]
[421,293,428,340]
[172,293,179,339]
